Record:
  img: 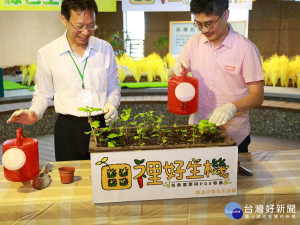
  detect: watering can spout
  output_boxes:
[16,127,24,148]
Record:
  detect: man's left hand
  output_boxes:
[104,102,118,125]
[208,103,237,126]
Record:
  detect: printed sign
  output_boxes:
[90,146,238,203]
[169,21,247,56]
[122,0,190,12]
[122,0,252,11]
[0,0,116,11]
[169,21,199,56]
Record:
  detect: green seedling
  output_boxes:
[78,106,103,144]
[107,133,119,147]
[198,119,216,135]
[180,128,188,139]
[118,108,132,143]
[134,123,149,146]
[173,124,181,136]
[152,115,165,143]
[188,125,199,144]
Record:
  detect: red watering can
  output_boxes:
[168,66,198,115]
[2,128,39,182]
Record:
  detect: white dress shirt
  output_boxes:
[29,31,121,119]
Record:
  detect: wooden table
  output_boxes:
[0,150,300,225]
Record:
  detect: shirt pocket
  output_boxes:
[213,64,242,95]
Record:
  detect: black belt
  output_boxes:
[58,113,103,121]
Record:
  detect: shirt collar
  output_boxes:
[199,23,235,48]
[222,24,235,49]
[57,30,97,56]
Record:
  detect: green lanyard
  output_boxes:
[68,51,88,88]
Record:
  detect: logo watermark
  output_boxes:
[225,202,243,219]
[224,202,296,220]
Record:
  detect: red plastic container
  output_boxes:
[168,66,198,115]
[2,128,39,182]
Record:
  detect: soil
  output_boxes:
[2,66,21,75]
[123,75,163,83]
[89,125,235,153]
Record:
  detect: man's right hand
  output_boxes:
[174,60,189,76]
[7,109,38,125]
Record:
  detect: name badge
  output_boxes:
[76,88,94,108]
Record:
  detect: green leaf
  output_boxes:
[107,133,119,138]
[91,121,100,128]
[210,127,216,133]
[78,107,89,112]
[108,142,116,147]
[111,140,119,146]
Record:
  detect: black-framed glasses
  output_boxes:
[193,10,225,30]
[68,20,98,32]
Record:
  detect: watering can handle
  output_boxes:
[181,65,187,82]
[16,128,24,148]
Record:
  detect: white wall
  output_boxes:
[228,9,249,38]
[0,11,65,68]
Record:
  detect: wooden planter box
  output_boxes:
[89,126,236,153]
[89,126,238,203]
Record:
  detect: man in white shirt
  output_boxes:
[7,0,121,161]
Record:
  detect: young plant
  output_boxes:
[152,115,168,144]
[134,113,147,130]
[107,132,119,147]
[118,108,132,142]
[145,111,155,129]
[179,129,187,139]
[77,106,103,123]
[78,106,103,144]
[161,126,171,144]
[93,126,111,146]
[134,111,155,130]
[134,122,149,146]
[198,119,216,135]
[188,125,199,144]
[173,124,180,136]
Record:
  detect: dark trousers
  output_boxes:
[238,135,251,153]
[54,114,105,161]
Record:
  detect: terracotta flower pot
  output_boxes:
[59,167,75,184]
